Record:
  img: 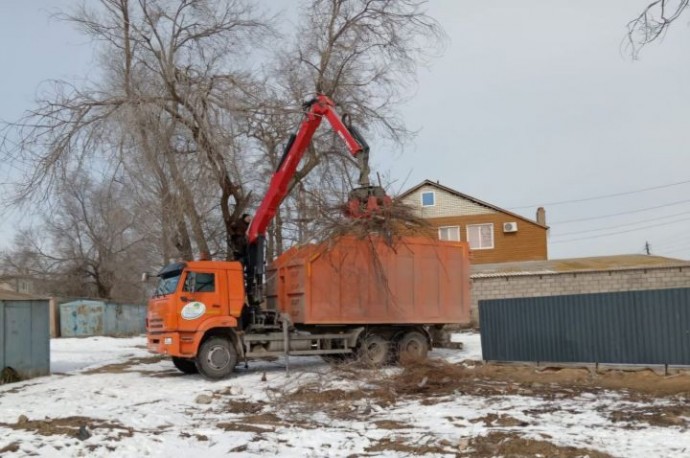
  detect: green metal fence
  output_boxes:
[479,287,690,365]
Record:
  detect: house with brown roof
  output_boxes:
[398,180,548,264]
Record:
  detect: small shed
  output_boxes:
[59,299,146,337]
[0,291,50,381]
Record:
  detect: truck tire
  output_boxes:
[196,336,238,380]
[172,357,198,374]
[397,331,429,364]
[357,334,390,367]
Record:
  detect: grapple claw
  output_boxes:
[345,186,393,218]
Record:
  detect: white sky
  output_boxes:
[2,1,690,260]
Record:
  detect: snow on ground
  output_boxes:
[0,331,688,457]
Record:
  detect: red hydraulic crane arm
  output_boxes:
[246,94,367,244]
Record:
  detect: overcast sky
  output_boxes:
[2,1,690,260]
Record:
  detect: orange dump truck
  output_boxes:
[147,235,470,379]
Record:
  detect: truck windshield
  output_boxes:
[155,273,181,297]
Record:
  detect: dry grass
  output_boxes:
[464,432,615,458]
[0,416,133,439]
[0,367,21,385]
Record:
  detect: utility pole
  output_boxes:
[644,241,651,255]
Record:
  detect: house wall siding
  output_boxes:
[400,183,548,264]
[425,214,548,264]
[469,266,690,326]
[401,185,494,218]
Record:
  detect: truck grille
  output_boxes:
[148,318,164,331]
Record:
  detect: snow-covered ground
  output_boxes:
[0,332,688,457]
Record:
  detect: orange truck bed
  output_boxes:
[266,236,471,325]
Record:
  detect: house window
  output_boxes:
[438,226,460,242]
[466,224,494,250]
[421,191,435,207]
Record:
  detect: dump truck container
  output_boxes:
[267,235,470,325]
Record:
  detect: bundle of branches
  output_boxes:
[316,198,432,246]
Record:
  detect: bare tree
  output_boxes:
[1,175,154,301]
[1,0,271,261]
[248,0,446,254]
[2,0,446,276]
[627,0,689,57]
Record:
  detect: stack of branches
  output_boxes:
[316,198,432,246]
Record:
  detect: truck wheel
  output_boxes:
[397,331,429,364]
[358,334,390,367]
[172,357,198,374]
[196,336,237,380]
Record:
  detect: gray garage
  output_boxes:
[0,292,50,381]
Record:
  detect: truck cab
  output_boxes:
[147,260,246,377]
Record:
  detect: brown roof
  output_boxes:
[471,254,690,278]
[398,180,548,229]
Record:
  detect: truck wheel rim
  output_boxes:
[404,340,422,355]
[207,345,230,370]
[365,340,387,364]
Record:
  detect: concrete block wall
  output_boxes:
[470,265,690,326]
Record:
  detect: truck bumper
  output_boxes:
[147,333,181,356]
[148,332,199,358]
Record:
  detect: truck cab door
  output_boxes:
[177,270,225,331]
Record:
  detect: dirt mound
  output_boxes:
[384,359,690,400]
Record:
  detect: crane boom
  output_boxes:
[247,95,368,244]
[244,94,380,304]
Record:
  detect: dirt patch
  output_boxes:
[607,405,690,428]
[217,411,314,435]
[380,359,690,401]
[84,356,166,374]
[217,422,274,434]
[0,442,20,453]
[282,386,370,405]
[260,359,690,433]
[596,369,690,397]
[273,383,395,420]
[471,413,529,427]
[0,416,133,440]
[373,420,413,430]
[140,370,187,378]
[0,382,40,395]
[226,400,264,415]
[364,437,453,455]
[179,431,209,441]
[463,431,613,458]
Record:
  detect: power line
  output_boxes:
[509,178,690,210]
[551,198,690,224]
[551,215,690,244]
[551,209,690,238]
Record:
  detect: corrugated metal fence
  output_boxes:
[59,300,147,337]
[479,288,690,365]
[1,299,50,379]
